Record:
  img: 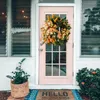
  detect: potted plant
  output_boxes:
[7,58,30,98]
[76,68,100,100]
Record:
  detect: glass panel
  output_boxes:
[46,14,51,20]
[53,52,59,63]
[46,14,59,19]
[53,65,59,76]
[46,65,52,76]
[46,52,52,63]
[60,44,66,51]
[60,52,66,63]
[53,45,59,51]
[0,0,6,55]
[60,65,66,76]
[81,0,100,55]
[12,0,31,28]
[60,14,66,19]
[46,44,52,51]
[12,32,30,55]
[39,0,74,3]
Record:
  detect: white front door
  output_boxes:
[39,6,74,84]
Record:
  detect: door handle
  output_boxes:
[40,41,44,46]
[39,48,43,51]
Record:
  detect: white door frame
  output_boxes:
[36,3,76,86]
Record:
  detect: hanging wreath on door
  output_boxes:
[41,14,71,45]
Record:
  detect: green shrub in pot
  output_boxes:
[6,58,30,98]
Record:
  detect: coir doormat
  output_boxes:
[36,90,74,100]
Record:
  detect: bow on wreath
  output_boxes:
[41,14,71,45]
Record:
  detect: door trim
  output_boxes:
[37,3,75,6]
[36,4,76,85]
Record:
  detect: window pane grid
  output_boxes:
[45,14,67,76]
[46,45,67,76]
[11,0,31,56]
[46,63,66,65]
[59,46,60,76]
[12,31,30,56]
[46,51,66,53]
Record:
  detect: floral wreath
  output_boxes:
[41,14,71,45]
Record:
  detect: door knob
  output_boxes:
[40,41,44,46]
[39,48,43,51]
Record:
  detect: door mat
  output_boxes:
[72,90,82,100]
[36,90,74,100]
[25,89,38,100]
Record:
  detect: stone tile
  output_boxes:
[0,91,10,100]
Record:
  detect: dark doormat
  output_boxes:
[36,90,74,100]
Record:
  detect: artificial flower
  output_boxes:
[41,14,71,45]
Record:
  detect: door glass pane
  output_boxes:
[46,44,52,51]
[53,45,59,51]
[46,14,59,19]
[60,52,66,63]
[60,65,66,76]
[46,52,52,63]
[60,44,66,51]
[53,65,59,76]
[46,65,52,76]
[53,52,59,63]
[39,0,74,3]
[46,14,51,19]
[60,14,66,19]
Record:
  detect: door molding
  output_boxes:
[36,3,76,85]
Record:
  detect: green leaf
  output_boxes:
[6,75,13,79]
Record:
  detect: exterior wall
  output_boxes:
[0,58,36,90]
[0,0,100,90]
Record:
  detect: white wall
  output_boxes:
[0,0,100,90]
[0,58,36,90]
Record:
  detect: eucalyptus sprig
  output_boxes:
[7,58,30,84]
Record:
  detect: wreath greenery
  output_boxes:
[41,14,71,45]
